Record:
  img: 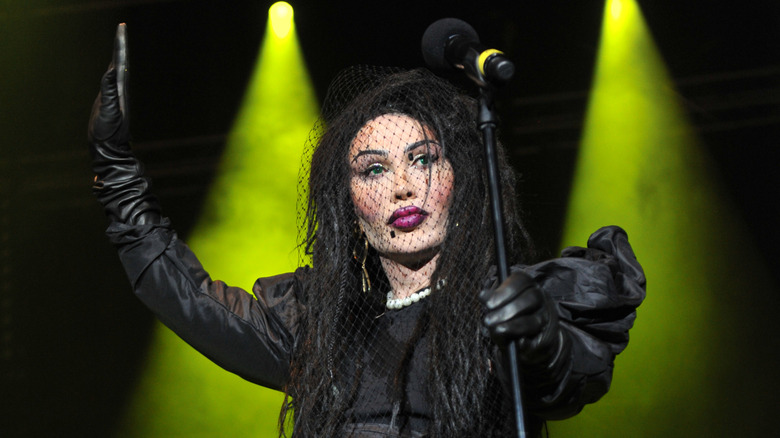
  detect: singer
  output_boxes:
[89,25,645,437]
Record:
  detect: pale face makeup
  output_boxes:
[349,113,454,276]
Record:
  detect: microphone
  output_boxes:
[421,18,515,86]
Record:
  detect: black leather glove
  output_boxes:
[479,271,568,369]
[89,23,161,226]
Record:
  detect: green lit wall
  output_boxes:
[550,1,778,436]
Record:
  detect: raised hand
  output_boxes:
[88,23,160,226]
[89,23,129,153]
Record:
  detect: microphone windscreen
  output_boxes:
[421,18,479,72]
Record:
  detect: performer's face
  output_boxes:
[349,114,454,263]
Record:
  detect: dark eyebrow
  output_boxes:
[405,139,440,153]
[352,149,387,162]
[352,140,440,162]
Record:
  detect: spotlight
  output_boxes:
[269,2,294,39]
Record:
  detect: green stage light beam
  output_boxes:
[549,0,772,436]
[116,3,318,437]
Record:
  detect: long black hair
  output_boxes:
[281,67,534,437]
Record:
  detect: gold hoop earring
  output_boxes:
[353,227,371,294]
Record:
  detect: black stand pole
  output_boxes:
[477,85,527,438]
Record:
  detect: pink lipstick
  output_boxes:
[387,206,428,230]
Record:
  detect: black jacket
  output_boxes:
[105,221,645,432]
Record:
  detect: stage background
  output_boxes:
[1,1,777,436]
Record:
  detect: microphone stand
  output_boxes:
[473,76,527,438]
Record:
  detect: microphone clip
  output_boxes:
[446,34,515,88]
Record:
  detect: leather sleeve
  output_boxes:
[515,225,646,419]
[105,219,305,391]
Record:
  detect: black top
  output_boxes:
[346,300,431,433]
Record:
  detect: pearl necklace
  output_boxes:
[386,287,431,310]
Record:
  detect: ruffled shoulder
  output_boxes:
[252,266,311,342]
[522,225,646,355]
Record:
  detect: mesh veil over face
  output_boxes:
[286,66,533,437]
